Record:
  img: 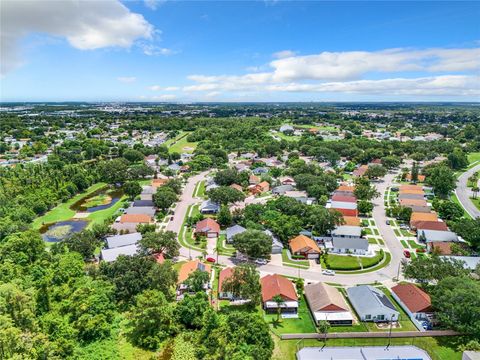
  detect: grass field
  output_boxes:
[470,197,480,211]
[272,336,464,360]
[265,296,316,335]
[467,152,480,165]
[281,249,310,269]
[323,251,384,271]
[275,132,301,142]
[32,183,107,229]
[450,193,472,219]
[164,132,198,154]
[87,196,128,228]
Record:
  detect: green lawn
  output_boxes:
[275,132,301,142]
[273,336,464,360]
[363,228,373,235]
[164,132,197,154]
[281,249,310,269]
[450,193,472,219]
[407,240,426,250]
[400,229,414,237]
[400,240,408,248]
[367,237,377,244]
[196,180,206,198]
[87,196,129,228]
[372,228,379,236]
[393,228,401,237]
[32,183,107,229]
[323,251,384,271]
[265,296,316,335]
[178,205,205,251]
[326,252,391,275]
[216,234,235,256]
[470,197,480,211]
[467,152,480,165]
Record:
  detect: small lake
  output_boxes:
[39,219,89,242]
[70,187,124,213]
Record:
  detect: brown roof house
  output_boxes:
[119,214,152,224]
[353,165,369,177]
[391,283,432,321]
[304,282,353,325]
[177,260,212,297]
[249,181,270,195]
[289,234,321,259]
[410,212,439,229]
[261,274,298,315]
[249,174,260,185]
[195,218,220,238]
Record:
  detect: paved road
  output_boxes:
[172,171,404,286]
[455,163,480,219]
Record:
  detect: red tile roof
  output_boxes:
[331,194,357,203]
[391,283,432,314]
[261,274,297,302]
[415,221,448,232]
[195,218,220,234]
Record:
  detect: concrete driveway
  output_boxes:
[455,163,480,219]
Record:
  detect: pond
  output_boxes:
[70,186,124,213]
[39,219,89,242]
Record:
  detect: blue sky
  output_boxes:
[1,1,479,102]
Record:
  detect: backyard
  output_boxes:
[264,296,316,335]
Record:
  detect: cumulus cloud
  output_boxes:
[182,47,480,98]
[149,85,179,91]
[272,50,296,59]
[117,76,137,83]
[1,0,154,75]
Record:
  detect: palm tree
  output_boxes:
[272,295,285,322]
[472,186,479,200]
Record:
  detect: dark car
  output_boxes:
[403,250,411,258]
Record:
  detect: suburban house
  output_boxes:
[328,237,369,255]
[195,218,220,238]
[105,232,142,249]
[230,183,243,192]
[410,212,439,229]
[279,124,294,133]
[279,176,295,186]
[101,244,139,262]
[200,199,220,214]
[272,184,294,196]
[331,194,357,203]
[415,221,449,232]
[218,267,235,300]
[119,214,152,224]
[391,283,432,321]
[111,222,138,233]
[399,198,428,207]
[353,165,369,177]
[337,185,355,193]
[177,260,212,295]
[125,206,156,217]
[284,190,315,204]
[252,167,268,175]
[304,282,353,326]
[417,229,459,243]
[331,225,362,238]
[261,274,298,315]
[400,184,424,192]
[249,174,260,185]
[346,285,399,322]
[289,234,322,259]
[398,193,426,201]
[250,181,270,195]
[226,224,247,243]
[132,199,155,207]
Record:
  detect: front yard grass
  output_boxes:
[407,240,425,249]
[400,229,414,237]
[323,251,384,271]
[281,249,310,269]
[400,240,408,248]
[216,234,235,256]
[393,228,401,237]
[265,296,316,335]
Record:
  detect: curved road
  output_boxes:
[170,171,404,286]
[455,163,480,219]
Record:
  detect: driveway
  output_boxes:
[455,163,480,219]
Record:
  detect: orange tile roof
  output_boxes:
[152,178,168,187]
[400,184,424,191]
[391,283,432,313]
[289,234,321,254]
[230,184,243,192]
[400,189,425,195]
[410,212,438,223]
[177,260,211,284]
[120,214,152,223]
[261,274,297,302]
[337,185,355,193]
[342,216,361,226]
[257,181,270,190]
[218,267,234,293]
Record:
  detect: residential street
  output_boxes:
[455,163,480,219]
[172,171,405,286]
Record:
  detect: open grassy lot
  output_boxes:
[281,249,310,269]
[265,296,316,335]
[164,132,197,154]
[32,183,107,229]
[275,132,301,142]
[323,251,384,271]
[272,336,464,360]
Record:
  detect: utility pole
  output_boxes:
[386,314,394,350]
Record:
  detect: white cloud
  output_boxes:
[272,50,296,59]
[140,44,177,56]
[152,94,177,101]
[117,76,137,83]
[149,85,179,91]
[1,0,154,75]
[144,0,166,10]
[182,47,480,98]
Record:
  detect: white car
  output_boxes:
[255,258,268,265]
[322,269,336,276]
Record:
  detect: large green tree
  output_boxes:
[232,229,272,259]
[222,263,262,307]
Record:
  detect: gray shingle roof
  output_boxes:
[101,244,139,262]
[106,232,142,249]
[332,237,369,251]
[226,224,247,241]
[346,285,399,317]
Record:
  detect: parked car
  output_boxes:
[322,269,336,276]
[386,220,391,225]
[206,256,216,263]
[254,258,268,265]
[391,187,399,192]
[403,250,411,258]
